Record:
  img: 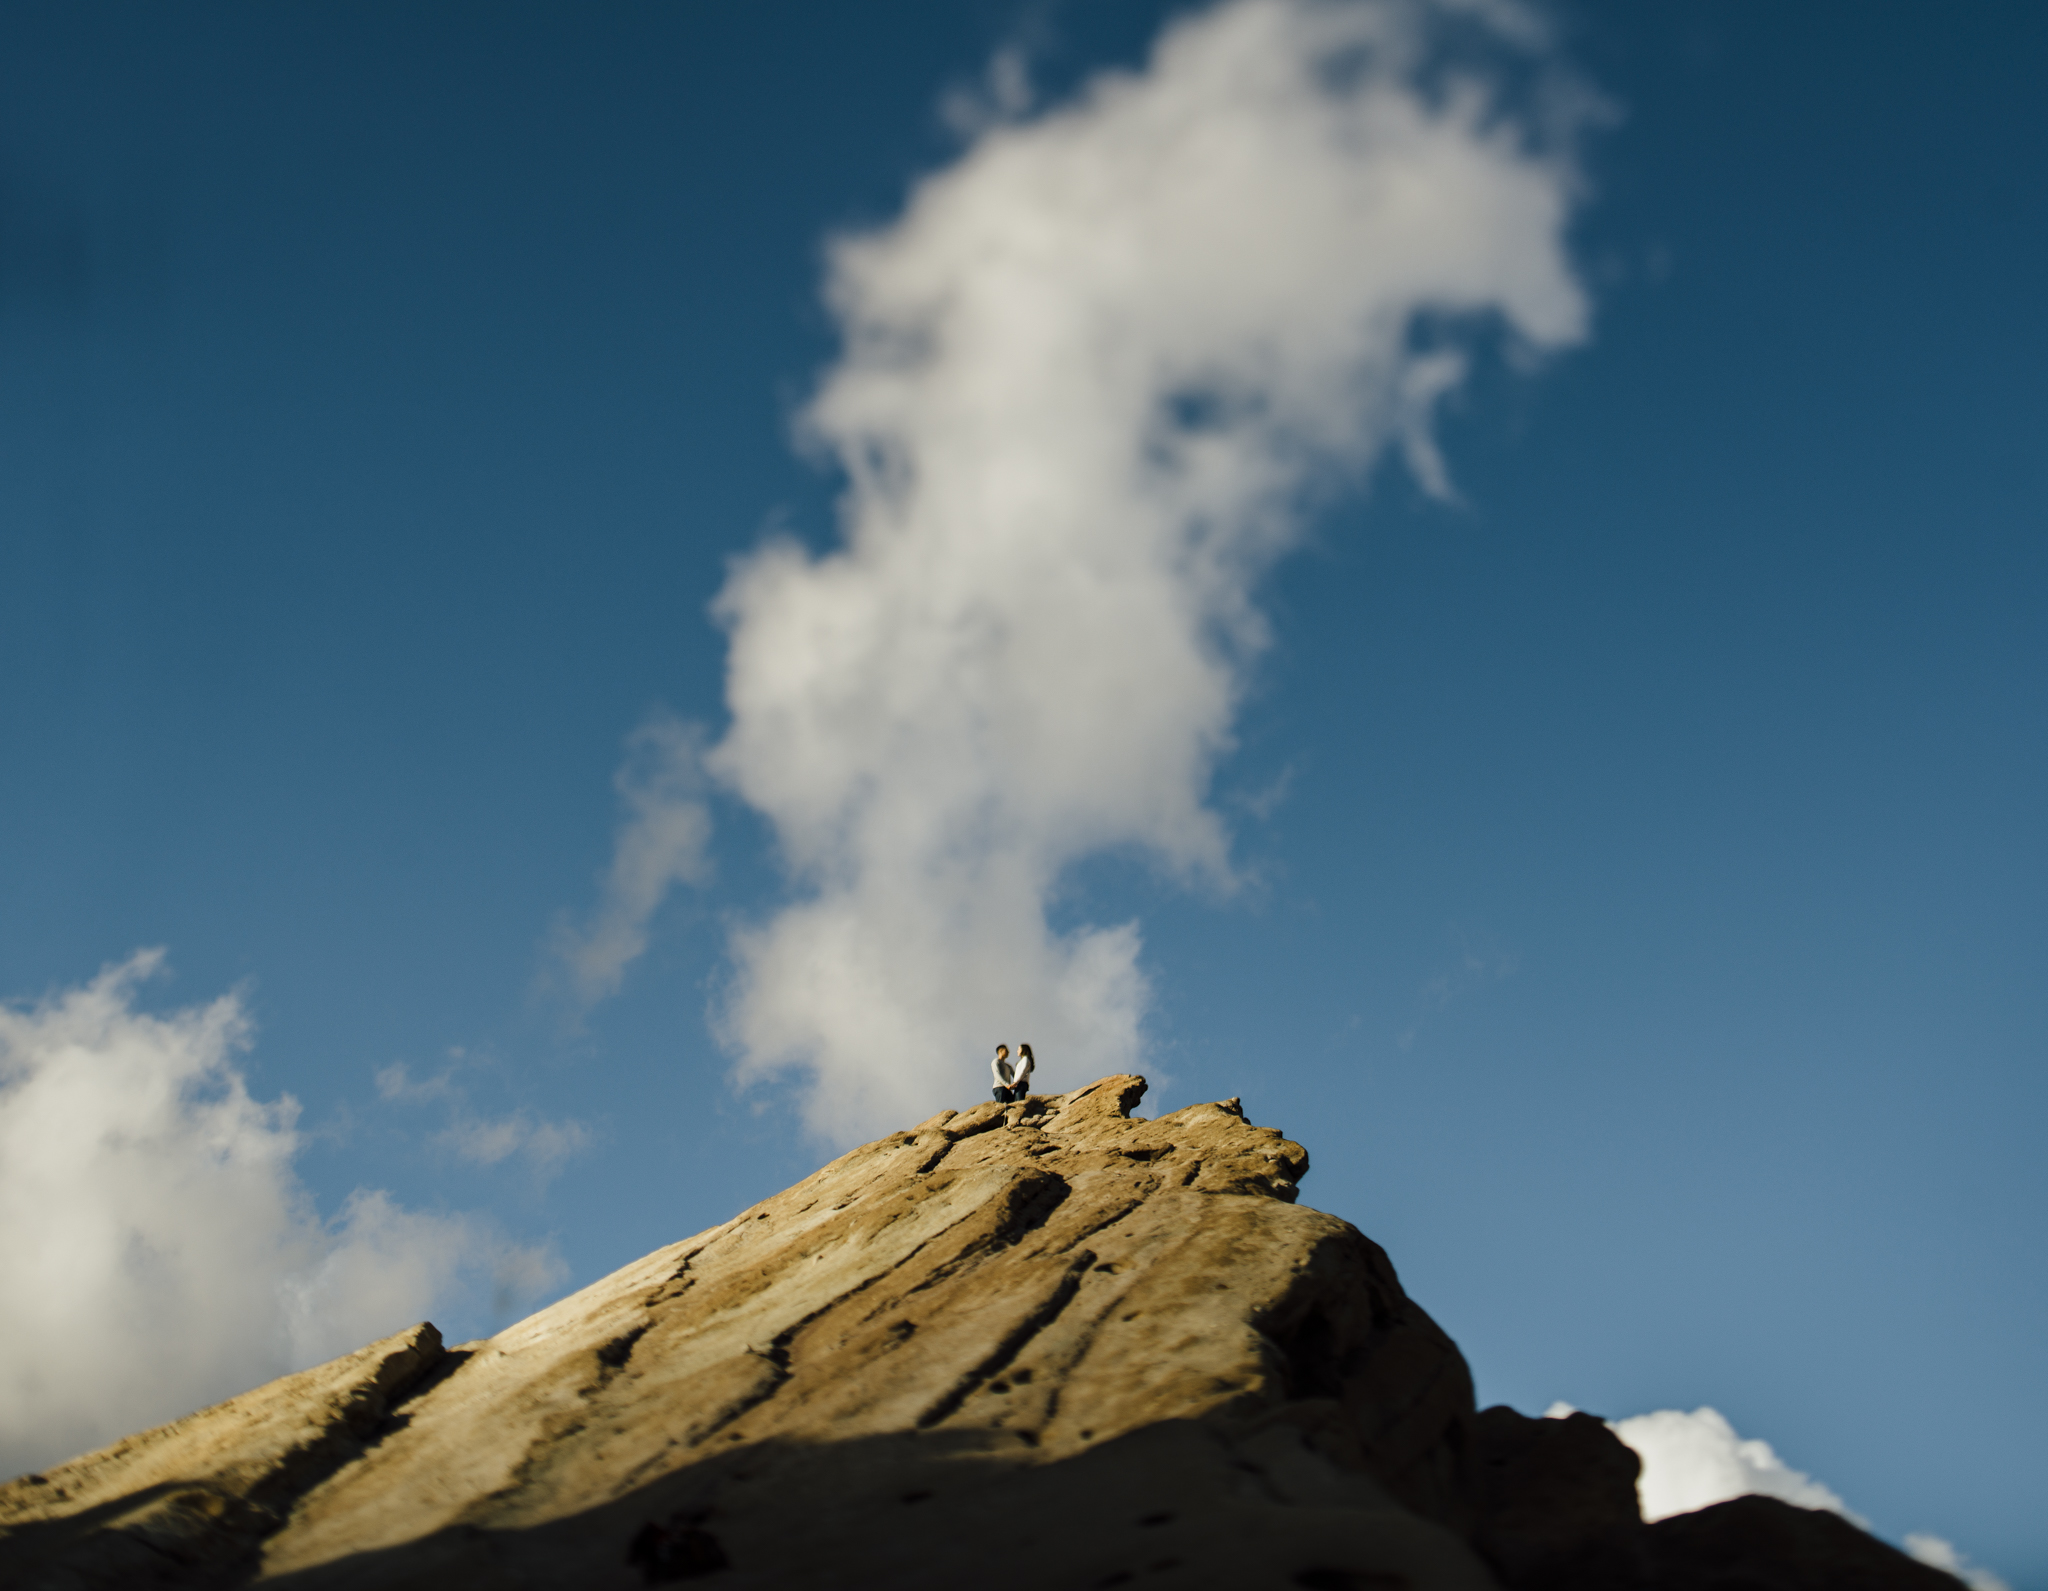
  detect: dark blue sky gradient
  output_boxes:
[0,2,2041,1580]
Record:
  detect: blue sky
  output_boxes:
[0,2,2041,1584]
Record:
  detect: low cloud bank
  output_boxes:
[707,0,1591,1139]
[0,953,561,1478]
[1550,1403,2009,1591]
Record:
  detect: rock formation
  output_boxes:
[0,1077,1961,1591]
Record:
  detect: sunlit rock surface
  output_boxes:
[0,1077,1960,1591]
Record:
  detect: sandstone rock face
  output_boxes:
[0,1077,1965,1591]
[0,1325,444,1588]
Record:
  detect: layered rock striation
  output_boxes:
[0,1077,1958,1591]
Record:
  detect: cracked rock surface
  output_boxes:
[0,1077,1961,1591]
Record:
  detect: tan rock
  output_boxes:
[1,1078,1495,1589]
[253,1076,1495,1589]
[0,1324,443,1588]
[0,1077,1951,1591]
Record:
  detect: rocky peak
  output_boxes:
[0,1077,1963,1591]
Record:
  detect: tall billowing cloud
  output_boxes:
[708,0,1589,1137]
[0,953,560,1478]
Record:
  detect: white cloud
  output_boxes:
[374,1060,453,1103]
[376,1057,593,1183]
[1589,1404,1861,1523]
[553,709,713,1007]
[0,953,563,1478]
[1549,1403,2008,1590]
[436,1111,593,1178]
[940,43,1036,138]
[1904,1533,2012,1591]
[708,0,1590,1139]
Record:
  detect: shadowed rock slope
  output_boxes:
[0,1077,1960,1591]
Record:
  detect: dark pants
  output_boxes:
[992,1084,1027,1103]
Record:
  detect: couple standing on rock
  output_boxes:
[990,1043,1034,1103]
